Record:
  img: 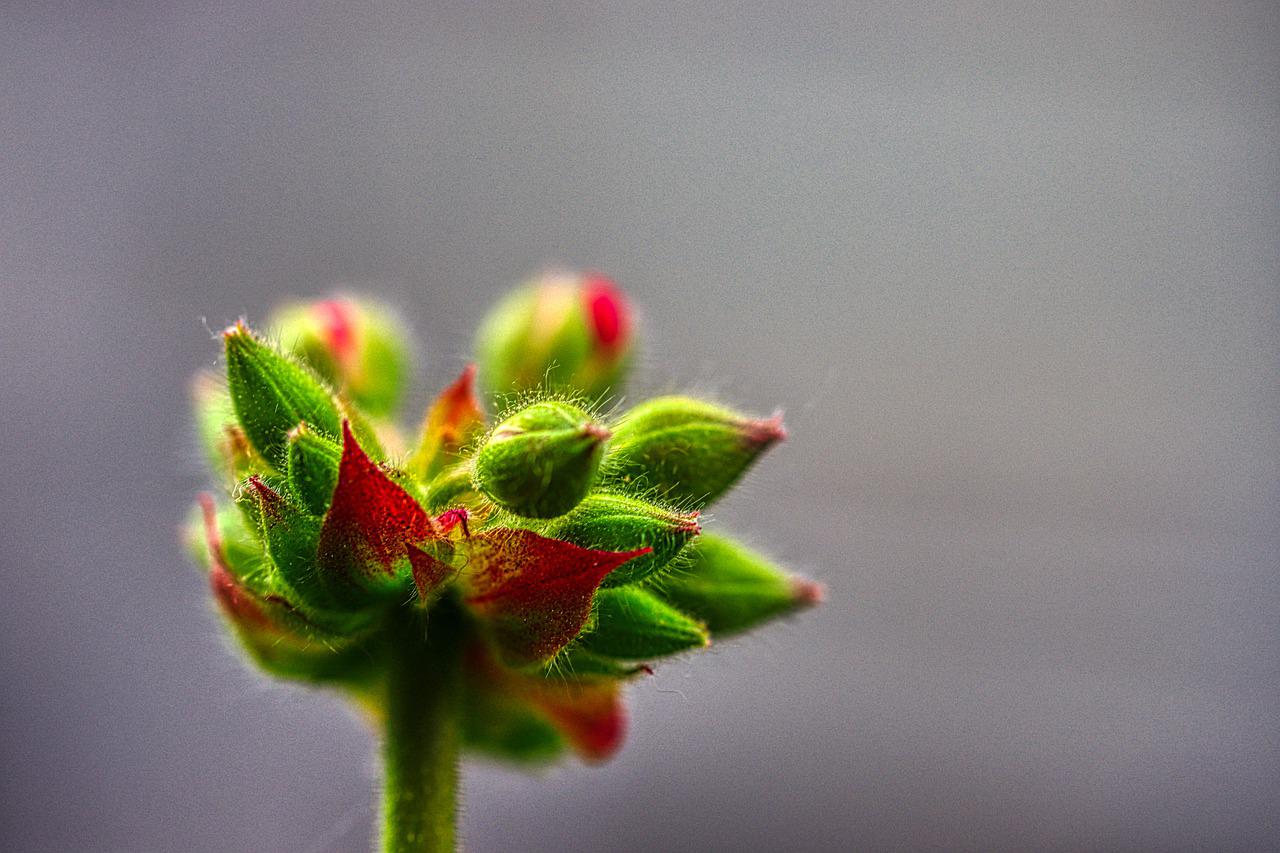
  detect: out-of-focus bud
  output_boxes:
[473,401,610,519]
[603,396,785,508]
[474,271,633,401]
[651,532,822,638]
[286,423,341,516]
[540,494,700,587]
[223,321,342,465]
[191,371,260,484]
[579,587,708,660]
[270,297,410,418]
[408,364,486,482]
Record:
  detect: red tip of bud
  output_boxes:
[791,578,824,606]
[312,299,359,370]
[581,422,613,442]
[743,412,787,447]
[582,274,630,353]
[221,319,250,340]
[676,510,702,536]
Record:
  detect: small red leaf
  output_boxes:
[199,494,278,634]
[319,421,439,576]
[529,679,627,762]
[409,364,486,478]
[462,529,649,666]
[465,642,628,762]
[406,543,454,602]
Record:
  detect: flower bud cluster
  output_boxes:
[189,275,819,764]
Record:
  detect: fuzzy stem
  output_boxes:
[380,605,461,853]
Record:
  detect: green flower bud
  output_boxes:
[651,532,822,638]
[603,396,785,508]
[286,423,341,516]
[475,271,633,402]
[423,463,483,514]
[270,297,410,418]
[540,493,700,587]
[473,401,609,518]
[578,586,708,660]
[239,477,374,629]
[223,321,342,465]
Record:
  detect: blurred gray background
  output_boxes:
[2,2,1277,851]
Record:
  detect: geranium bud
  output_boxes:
[423,463,483,514]
[407,364,486,482]
[578,587,708,660]
[473,401,609,518]
[286,423,341,516]
[223,321,342,465]
[540,493,701,587]
[603,396,785,508]
[652,532,822,637]
[474,271,633,402]
[270,296,410,418]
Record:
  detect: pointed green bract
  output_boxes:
[223,322,343,465]
[603,396,784,508]
[579,587,708,660]
[473,401,609,519]
[287,423,342,516]
[652,532,822,638]
[540,493,701,588]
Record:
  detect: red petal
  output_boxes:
[409,364,486,477]
[313,298,359,373]
[464,643,629,762]
[199,494,275,632]
[529,679,627,762]
[581,274,629,353]
[462,529,649,666]
[318,422,440,577]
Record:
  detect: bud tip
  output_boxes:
[792,578,824,606]
[743,412,787,447]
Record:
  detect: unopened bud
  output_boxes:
[474,271,634,401]
[579,587,709,660]
[652,532,822,637]
[223,321,342,465]
[541,494,700,587]
[473,401,609,518]
[604,396,785,508]
[286,423,341,516]
[270,297,410,418]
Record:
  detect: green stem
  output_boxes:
[380,605,461,853]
